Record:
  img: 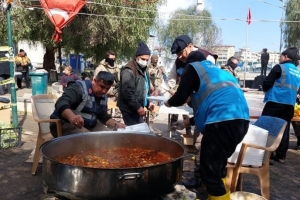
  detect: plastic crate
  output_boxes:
[0,127,22,149]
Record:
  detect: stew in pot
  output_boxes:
[57,147,173,168]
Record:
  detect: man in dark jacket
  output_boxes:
[165,51,249,199]
[261,48,269,76]
[262,47,300,164]
[117,42,154,125]
[166,35,218,188]
[50,71,126,137]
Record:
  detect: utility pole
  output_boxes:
[4,1,18,127]
[279,0,285,53]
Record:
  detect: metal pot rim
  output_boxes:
[41,131,187,170]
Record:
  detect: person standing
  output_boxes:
[148,54,166,90]
[14,49,31,89]
[117,42,154,126]
[165,50,249,200]
[261,48,269,76]
[262,47,300,164]
[163,35,218,188]
[221,56,239,77]
[94,50,120,101]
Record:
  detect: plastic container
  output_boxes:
[231,191,267,200]
[29,70,48,95]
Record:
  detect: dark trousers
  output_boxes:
[261,63,267,76]
[262,102,293,159]
[200,119,249,196]
[16,68,30,89]
[291,122,300,146]
[120,109,144,126]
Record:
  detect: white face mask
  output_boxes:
[137,59,148,68]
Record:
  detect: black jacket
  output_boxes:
[50,81,111,124]
[117,59,150,114]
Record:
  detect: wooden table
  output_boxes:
[250,109,300,122]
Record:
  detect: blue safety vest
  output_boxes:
[75,80,108,129]
[189,61,249,132]
[264,63,300,106]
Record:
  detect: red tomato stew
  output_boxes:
[56,147,174,168]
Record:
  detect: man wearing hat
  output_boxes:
[161,35,218,188]
[164,50,249,200]
[117,42,154,126]
[262,47,300,164]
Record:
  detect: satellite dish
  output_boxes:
[196,0,205,13]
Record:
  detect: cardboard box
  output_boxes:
[181,134,194,146]
[0,103,11,125]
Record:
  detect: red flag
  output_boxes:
[246,8,251,25]
[39,0,86,42]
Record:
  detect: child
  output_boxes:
[60,66,80,89]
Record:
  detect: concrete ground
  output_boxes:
[0,79,300,199]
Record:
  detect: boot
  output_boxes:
[181,176,201,188]
[208,189,230,200]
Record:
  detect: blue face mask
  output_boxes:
[177,67,184,75]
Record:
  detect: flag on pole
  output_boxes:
[247,8,251,25]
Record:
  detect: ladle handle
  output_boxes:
[119,173,141,181]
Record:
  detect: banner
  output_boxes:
[39,0,86,42]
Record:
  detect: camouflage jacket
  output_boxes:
[94,59,120,96]
[148,64,164,89]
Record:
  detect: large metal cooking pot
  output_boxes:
[40,132,186,200]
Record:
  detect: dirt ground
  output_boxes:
[1,112,300,199]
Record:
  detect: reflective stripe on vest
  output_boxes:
[273,64,299,92]
[192,62,240,107]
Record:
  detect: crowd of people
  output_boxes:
[11,34,297,200]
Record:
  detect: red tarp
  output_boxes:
[39,0,86,42]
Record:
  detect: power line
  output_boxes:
[257,0,285,9]
[17,1,300,23]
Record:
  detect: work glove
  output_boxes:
[172,120,186,130]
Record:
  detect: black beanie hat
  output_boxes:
[171,35,192,54]
[186,51,206,64]
[135,42,150,56]
[282,47,299,61]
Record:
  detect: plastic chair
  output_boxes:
[31,94,62,175]
[226,116,287,200]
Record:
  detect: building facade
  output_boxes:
[211,45,235,65]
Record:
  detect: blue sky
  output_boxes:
[159,0,284,53]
